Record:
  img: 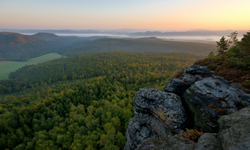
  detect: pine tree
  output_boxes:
[240,31,250,57]
[216,36,228,54]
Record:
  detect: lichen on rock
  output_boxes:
[124,88,186,150]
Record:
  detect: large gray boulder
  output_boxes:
[218,106,250,150]
[136,133,219,150]
[183,76,250,132]
[136,135,196,150]
[195,133,219,150]
[125,64,250,150]
[164,65,214,96]
[124,88,186,150]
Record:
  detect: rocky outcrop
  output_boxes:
[218,106,250,150]
[124,88,186,150]
[135,133,219,150]
[184,76,250,132]
[195,133,219,150]
[124,64,250,150]
[164,65,214,95]
[137,135,196,150]
[194,107,221,133]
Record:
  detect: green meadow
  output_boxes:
[0,53,63,80]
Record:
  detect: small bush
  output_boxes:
[208,104,219,109]
[201,74,206,77]
[175,71,184,78]
[195,58,210,66]
[218,97,226,101]
[217,108,226,115]
[215,81,220,86]
[153,139,159,144]
[207,64,218,71]
[178,128,204,142]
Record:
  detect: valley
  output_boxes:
[0,30,249,150]
[0,53,63,80]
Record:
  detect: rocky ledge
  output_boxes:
[124,65,250,150]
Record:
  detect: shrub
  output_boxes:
[217,108,226,115]
[178,128,204,142]
[175,71,184,78]
[215,81,220,86]
[207,64,218,70]
[208,104,219,109]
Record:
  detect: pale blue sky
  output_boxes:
[1,0,249,30]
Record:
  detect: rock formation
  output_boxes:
[218,107,250,150]
[124,64,250,150]
[124,88,186,150]
[164,65,214,95]
[135,133,220,150]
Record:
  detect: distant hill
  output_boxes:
[59,37,216,56]
[0,32,81,61]
[32,32,59,40]
[0,32,217,61]
[131,30,248,37]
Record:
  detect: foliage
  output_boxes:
[0,51,202,150]
[227,31,239,48]
[216,36,228,54]
[208,104,226,115]
[195,31,250,89]
[239,31,250,57]
[0,52,203,95]
[178,128,204,142]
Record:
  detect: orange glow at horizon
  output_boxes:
[0,0,250,30]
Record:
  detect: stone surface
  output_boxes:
[218,107,250,150]
[164,65,214,96]
[136,133,220,150]
[137,135,196,150]
[183,76,250,132]
[195,133,219,150]
[124,88,187,150]
[125,63,250,150]
[194,107,221,133]
[135,138,157,150]
[125,113,172,150]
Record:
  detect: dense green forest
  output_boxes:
[0,52,203,150]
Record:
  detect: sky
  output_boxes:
[0,0,250,30]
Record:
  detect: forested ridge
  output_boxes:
[0,32,80,61]
[0,32,215,61]
[58,37,216,56]
[0,52,204,150]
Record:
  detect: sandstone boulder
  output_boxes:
[218,106,250,150]
[124,88,186,150]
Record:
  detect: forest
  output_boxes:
[0,52,204,150]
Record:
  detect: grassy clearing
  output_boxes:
[0,53,63,80]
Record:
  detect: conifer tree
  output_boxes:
[216,36,228,54]
[240,31,250,57]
